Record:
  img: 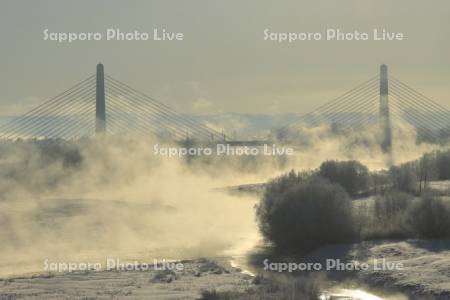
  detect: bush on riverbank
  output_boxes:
[363,190,414,239]
[363,190,450,240]
[406,192,450,238]
[256,172,357,254]
[318,160,370,197]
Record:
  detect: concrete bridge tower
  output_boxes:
[96,63,106,135]
[379,64,393,163]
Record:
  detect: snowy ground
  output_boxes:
[0,259,254,299]
[352,239,450,298]
[2,240,449,299]
[429,181,450,191]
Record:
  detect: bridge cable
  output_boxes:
[0,75,95,137]
[106,88,194,139]
[0,83,96,139]
[105,75,224,140]
[105,79,215,140]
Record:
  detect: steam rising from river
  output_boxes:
[0,121,446,276]
[278,121,442,170]
[0,136,260,276]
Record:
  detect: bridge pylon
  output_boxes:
[379,64,393,164]
[96,63,106,135]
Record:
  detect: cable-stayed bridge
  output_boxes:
[276,66,450,146]
[0,64,449,151]
[0,64,225,141]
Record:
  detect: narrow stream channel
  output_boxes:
[228,243,408,300]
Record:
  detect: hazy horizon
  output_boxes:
[1,0,449,116]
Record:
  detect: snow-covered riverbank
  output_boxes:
[356,239,450,298]
[0,259,255,299]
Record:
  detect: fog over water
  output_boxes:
[0,120,445,277]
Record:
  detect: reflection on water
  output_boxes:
[320,288,408,300]
[229,259,255,277]
[320,289,383,300]
[0,192,260,278]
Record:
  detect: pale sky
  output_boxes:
[1,0,449,115]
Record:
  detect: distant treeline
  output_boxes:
[0,139,83,196]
